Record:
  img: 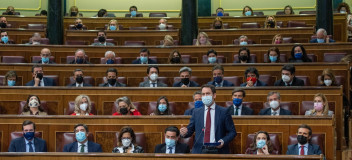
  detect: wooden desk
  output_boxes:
[1,29,46,44]
[64,30,179,45]
[0,116,332,160]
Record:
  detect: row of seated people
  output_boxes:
[0,64,344,88]
[8,120,324,155]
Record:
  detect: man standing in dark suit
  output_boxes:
[227,89,253,116]
[180,84,237,154]
[8,120,47,152]
[286,124,322,155]
[240,67,267,87]
[99,68,126,87]
[173,67,199,87]
[67,69,92,87]
[37,48,55,64]
[63,124,102,153]
[207,65,235,87]
[139,65,167,87]
[132,48,157,64]
[69,49,91,64]
[25,65,56,87]
[155,126,190,154]
[274,64,304,86]
[259,91,292,116]
[184,91,202,115]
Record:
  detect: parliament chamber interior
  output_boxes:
[0,0,351,160]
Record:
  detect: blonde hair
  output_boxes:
[163,35,174,46]
[309,93,329,115]
[265,15,277,29]
[74,95,92,114]
[107,19,119,30]
[115,96,137,114]
[272,34,282,44]
[195,32,212,46]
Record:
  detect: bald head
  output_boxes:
[40,48,51,57]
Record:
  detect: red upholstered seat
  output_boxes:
[19,101,48,115]
[241,22,261,28]
[114,132,146,150]
[112,102,141,115]
[44,75,59,86]
[288,134,324,154]
[67,76,95,86]
[129,26,148,30]
[124,41,145,46]
[148,101,176,115]
[287,21,307,27]
[65,101,97,115]
[202,55,225,63]
[263,53,287,63]
[178,135,194,151]
[65,40,87,45]
[258,74,275,86]
[307,54,317,62]
[295,76,310,86]
[245,133,282,154]
[31,56,55,63]
[149,13,167,17]
[100,57,122,64]
[180,55,191,64]
[223,76,242,86]
[233,54,257,63]
[283,37,293,43]
[2,56,25,63]
[300,101,335,115]
[323,53,347,62]
[56,132,94,152]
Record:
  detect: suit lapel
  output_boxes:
[214,105,220,140]
[21,137,27,152]
[229,105,234,115]
[307,144,313,155]
[33,137,39,152]
[161,143,166,153]
[267,108,272,115]
[73,142,78,152]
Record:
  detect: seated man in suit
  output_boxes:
[173,67,199,87]
[227,89,254,115]
[139,65,167,87]
[72,18,85,30]
[132,48,157,64]
[67,69,92,87]
[69,49,91,64]
[286,124,322,155]
[0,16,8,28]
[240,67,267,87]
[259,91,292,116]
[104,51,116,64]
[128,5,139,17]
[37,48,55,64]
[207,65,235,87]
[184,91,202,115]
[310,28,335,43]
[274,64,304,86]
[99,68,126,87]
[8,120,47,152]
[63,124,102,152]
[25,32,42,45]
[155,126,190,154]
[25,65,56,87]
[91,31,115,46]
[180,84,237,154]
[0,30,14,44]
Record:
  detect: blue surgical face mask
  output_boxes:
[294,52,303,59]
[75,131,87,142]
[217,12,224,16]
[208,57,217,63]
[140,56,148,63]
[109,25,117,31]
[194,100,203,108]
[202,96,213,106]
[269,56,277,62]
[8,80,16,86]
[214,76,222,84]
[240,41,248,45]
[245,11,252,16]
[106,59,114,64]
[256,139,266,149]
[41,57,49,63]
[165,138,176,147]
[1,36,8,44]
[233,98,243,107]
[317,38,325,43]
[23,132,35,140]
[158,104,167,113]
[131,11,137,17]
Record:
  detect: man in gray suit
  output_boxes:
[139,65,167,87]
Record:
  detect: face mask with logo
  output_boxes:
[214,76,222,84]
[1,36,8,44]
[240,41,248,45]
[165,138,176,147]
[29,99,40,108]
[41,57,49,63]
[208,57,217,63]
[106,59,114,64]
[7,80,15,86]
[324,80,332,86]
[246,77,257,84]
[79,103,88,111]
[108,78,117,85]
[120,107,128,115]
[76,76,84,84]
[171,57,181,63]
[23,132,35,140]
[294,52,303,59]
[245,11,252,16]
[269,56,277,62]
[233,98,242,107]
[269,100,279,110]
[140,56,148,63]
[76,58,84,64]
[317,38,325,43]
[256,139,266,149]
[98,36,106,43]
[131,11,137,17]
[75,131,86,142]
[314,102,324,112]
[194,100,203,108]
[181,78,190,85]
[158,104,167,113]
[217,12,224,16]
[202,96,213,106]
[109,25,117,31]
[122,138,131,147]
[297,135,308,145]
[159,24,167,30]
[149,73,158,81]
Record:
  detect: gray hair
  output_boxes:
[317,28,327,36]
[179,67,192,74]
[238,35,248,41]
[267,91,281,101]
[105,51,115,57]
[75,49,85,56]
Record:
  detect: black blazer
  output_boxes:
[98,82,126,87]
[154,142,190,154]
[172,81,200,87]
[25,77,56,86]
[226,105,254,115]
[258,107,292,115]
[36,60,56,64]
[67,83,92,87]
[8,137,47,152]
[132,58,157,64]
[69,60,91,64]
[63,141,102,152]
[274,77,305,86]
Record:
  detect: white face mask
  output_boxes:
[122,138,131,147]
[202,96,213,106]
[150,73,158,81]
[324,80,332,86]
[29,99,40,108]
[159,23,166,30]
[79,103,88,111]
[269,101,279,110]
[282,75,291,83]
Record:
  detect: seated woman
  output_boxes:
[113,96,141,116]
[245,131,273,155]
[283,5,294,15]
[266,47,280,63]
[272,34,283,44]
[264,16,278,29]
[305,93,334,116]
[194,32,212,46]
[21,95,47,115]
[212,17,223,29]
[112,126,144,153]
[288,44,312,62]
[68,6,81,17]
[163,35,174,47]
[71,95,94,116]
[319,68,338,86]
[150,96,173,115]
[107,19,119,31]
[337,3,352,37]
[235,47,251,63]
[168,50,183,64]
[3,70,17,86]
[242,6,254,16]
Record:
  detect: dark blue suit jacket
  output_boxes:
[132,58,157,64]
[310,38,335,43]
[258,107,292,115]
[286,143,322,155]
[240,80,267,87]
[25,77,56,86]
[184,108,194,115]
[8,137,47,152]
[173,81,200,87]
[207,80,234,87]
[154,142,190,153]
[183,105,237,154]
[63,141,102,152]
[226,105,254,115]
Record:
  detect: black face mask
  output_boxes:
[7,11,14,15]
[268,21,275,28]
[108,78,116,85]
[297,135,308,144]
[0,22,7,28]
[76,76,84,84]
[239,55,248,62]
[214,25,222,29]
[171,57,181,63]
[71,12,78,17]
[98,36,106,43]
[36,73,43,80]
[181,78,190,85]
[120,107,128,115]
[76,23,83,29]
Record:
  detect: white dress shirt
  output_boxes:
[77,141,88,153]
[24,138,35,152]
[76,83,83,87]
[149,80,157,87]
[165,145,175,154]
[39,79,44,87]
[271,108,281,116]
[298,143,309,155]
[204,103,216,143]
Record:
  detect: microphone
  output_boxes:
[194,127,205,147]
